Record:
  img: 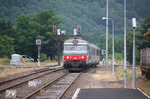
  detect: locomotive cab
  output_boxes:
[63,38,88,71]
[63,37,100,71]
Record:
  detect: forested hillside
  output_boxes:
[1,0,150,41]
[0,0,150,63]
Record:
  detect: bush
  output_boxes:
[114,53,124,61]
[108,53,124,64]
[40,53,47,62]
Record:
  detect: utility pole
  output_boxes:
[106,0,109,67]
[132,18,137,89]
[124,0,127,88]
[111,19,115,76]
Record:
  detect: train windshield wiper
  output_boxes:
[79,47,84,51]
[77,46,84,51]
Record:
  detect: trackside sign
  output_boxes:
[35,39,41,45]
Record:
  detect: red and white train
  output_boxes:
[63,37,100,71]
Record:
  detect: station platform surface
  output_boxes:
[72,88,150,99]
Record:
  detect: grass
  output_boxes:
[0,58,57,67]
[115,66,134,80]
[0,58,10,65]
[115,66,124,80]
[145,81,150,87]
[140,80,150,97]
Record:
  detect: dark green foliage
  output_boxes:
[0,36,14,58]
[140,15,150,34]
[127,15,150,64]
[40,53,47,62]
[1,0,150,42]
[0,20,15,57]
[0,0,150,62]
[14,9,61,60]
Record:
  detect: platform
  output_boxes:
[72,88,150,99]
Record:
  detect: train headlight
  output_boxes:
[67,56,69,59]
[81,56,84,59]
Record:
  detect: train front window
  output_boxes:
[76,45,86,51]
[65,45,86,51]
[65,45,75,51]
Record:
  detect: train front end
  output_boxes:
[63,38,88,71]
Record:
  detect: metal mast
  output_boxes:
[106,0,109,67]
[124,0,127,88]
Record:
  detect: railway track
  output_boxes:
[0,65,61,86]
[0,66,65,99]
[27,73,80,99]
[138,75,147,81]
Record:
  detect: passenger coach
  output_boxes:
[63,37,100,71]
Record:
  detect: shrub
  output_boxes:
[40,53,47,62]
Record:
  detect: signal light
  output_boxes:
[53,25,56,34]
[77,25,81,34]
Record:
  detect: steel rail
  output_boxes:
[23,72,68,99]
[0,65,59,85]
[0,68,63,92]
[57,73,81,99]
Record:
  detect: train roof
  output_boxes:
[64,37,100,50]
[64,37,87,44]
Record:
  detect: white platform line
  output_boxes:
[72,88,80,99]
[137,88,150,98]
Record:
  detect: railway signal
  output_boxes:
[53,26,66,66]
[74,29,77,36]
[57,29,61,35]
[53,25,57,35]
[77,25,81,35]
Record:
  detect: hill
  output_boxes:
[0,0,150,44]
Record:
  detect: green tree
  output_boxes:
[15,14,36,56]
[127,15,150,64]
[0,19,15,57]
[15,9,61,60]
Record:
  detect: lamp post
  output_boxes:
[132,18,137,89]
[102,17,115,75]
